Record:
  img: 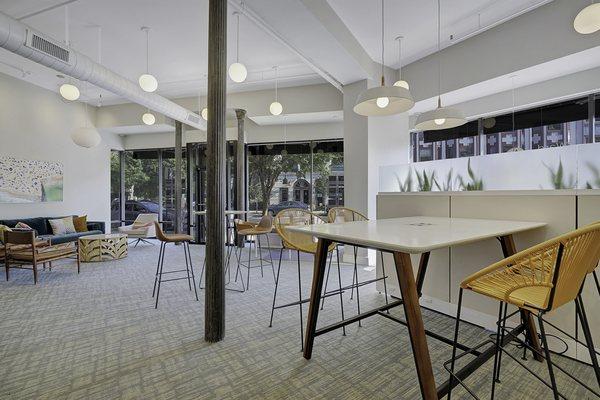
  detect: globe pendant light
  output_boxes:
[229,11,248,83]
[72,93,101,148]
[142,110,156,125]
[269,66,283,116]
[60,82,80,101]
[574,1,600,34]
[354,0,413,117]
[393,36,409,90]
[201,108,208,121]
[414,0,466,131]
[139,27,158,92]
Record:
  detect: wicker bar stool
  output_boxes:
[152,222,198,309]
[325,207,390,325]
[232,214,275,290]
[270,208,346,350]
[446,224,600,400]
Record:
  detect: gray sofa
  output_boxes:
[0,216,105,244]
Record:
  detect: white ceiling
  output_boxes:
[249,110,343,126]
[0,0,325,105]
[326,0,553,68]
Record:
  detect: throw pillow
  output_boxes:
[15,222,33,230]
[0,225,12,244]
[49,217,76,235]
[73,215,88,232]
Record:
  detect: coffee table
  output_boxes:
[78,234,128,262]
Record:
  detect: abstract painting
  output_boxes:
[0,156,63,203]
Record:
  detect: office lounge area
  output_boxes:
[2,0,600,399]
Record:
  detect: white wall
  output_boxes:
[0,72,123,229]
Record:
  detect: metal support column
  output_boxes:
[205,0,227,343]
[235,109,246,246]
[174,121,183,234]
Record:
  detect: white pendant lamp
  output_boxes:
[72,95,101,148]
[354,0,414,117]
[59,82,80,101]
[229,11,248,83]
[393,36,410,89]
[269,66,283,116]
[139,27,158,92]
[142,111,156,125]
[574,2,600,34]
[414,0,466,131]
[201,108,208,121]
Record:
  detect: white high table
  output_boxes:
[288,216,546,400]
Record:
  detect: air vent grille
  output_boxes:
[26,30,70,64]
[187,113,201,124]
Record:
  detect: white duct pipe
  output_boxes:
[0,11,205,130]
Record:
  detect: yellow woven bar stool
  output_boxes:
[270,208,346,350]
[326,207,390,325]
[446,224,600,400]
[233,214,275,290]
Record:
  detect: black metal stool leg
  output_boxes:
[576,294,600,388]
[186,242,199,301]
[246,237,252,289]
[335,246,346,336]
[380,251,389,313]
[155,243,166,309]
[269,247,284,327]
[153,242,164,297]
[494,302,508,383]
[353,247,362,327]
[351,246,356,299]
[447,288,464,400]
[320,251,333,311]
[258,235,264,277]
[199,257,206,289]
[266,234,276,281]
[538,312,560,400]
[594,270,600,296]
[184,241,192,291]
[491,302,505,400]
[297,250,304,352]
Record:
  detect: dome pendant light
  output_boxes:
[393,36,410,90]
[229,11,248,83]
[414,0,466,131]
[72,85,101,148]
[269,66,283,116]
[574,1,600,34]
[353,0,414,116]
[139,27,158,92]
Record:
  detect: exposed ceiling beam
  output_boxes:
[227,0,343,91]
[300,0,379,81]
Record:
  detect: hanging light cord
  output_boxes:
[437,0,442,107]
[145,28,150,74]
[398,37,402,80]
[275,66,278,102]
[236,12,240,63]
[381,0,385,85]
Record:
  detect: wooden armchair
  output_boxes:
[4,230,79,284]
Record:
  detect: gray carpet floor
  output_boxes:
[0,242,597,399]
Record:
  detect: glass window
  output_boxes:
[110,151,121,231]
[124,150,159,225]
[417,133,434,161]
[247,140,343,214]
[162,149,187,233]
[445,139,457,159]
[458,136,476,157]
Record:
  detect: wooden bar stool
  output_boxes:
[152,222,198,309]
[446,224,600,399]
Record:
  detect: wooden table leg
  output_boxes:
[393,251,438,400]
[499,234,543,361]
[303,238,332,360]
